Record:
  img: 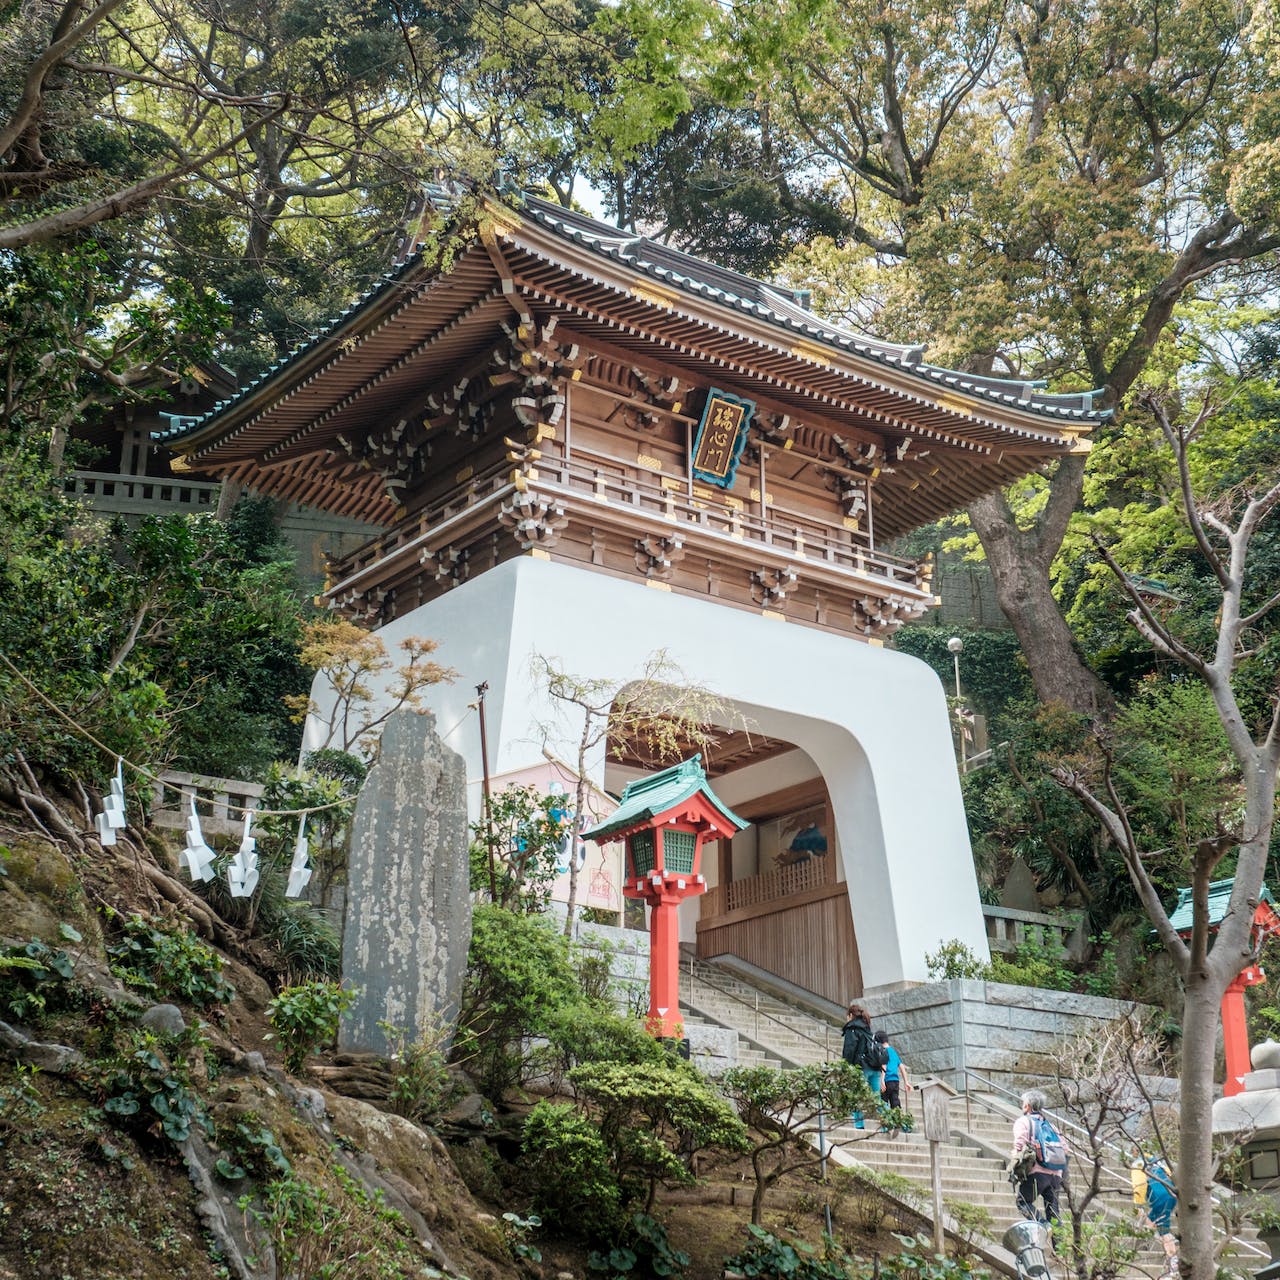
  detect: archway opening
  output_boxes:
[605,707,863,1003]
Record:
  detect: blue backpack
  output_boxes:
[1031,1114,1069,1173]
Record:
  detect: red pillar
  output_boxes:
[646,889,683,1039]
[1222,965,1263,1097]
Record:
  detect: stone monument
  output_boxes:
[339,709,470,1057]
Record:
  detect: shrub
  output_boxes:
[724,1224,853,1279]
[455,905,581,1097]
[924,939,989,981]
[2,930,81,1023]
[943,1198,995,1256]
[267,980,357,1074]
[107,913,235,1008]
[588,1212,690,1277]
[987,939,1073,991]
[379,1018,454,1124]
[568,1059,748,1210]
[832,1165,922,1235]
[542,1003,669,1089]
[523,1100,622,1238]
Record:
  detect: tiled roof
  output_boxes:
[521,195,1107,425]
[1167,877,1273,933]
[581,755,745,842]
[160,185,1109,446]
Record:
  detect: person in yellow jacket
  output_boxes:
[1131,1154,1178,1277]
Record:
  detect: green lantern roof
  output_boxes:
[1167,877,1273,933]
[581,755,745,843]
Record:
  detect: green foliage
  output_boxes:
[720,1062,872,1223]
[378,1018,455,1125]
[543,1002,670,1084]
[0,476,311,782]
[588,1212,691,1278]
[107,913,235,1008]
[877,1104,915,1134]
[500,1210,543,1263]
[240,1162,427,1280]
[266,981,357,1075]
[568,1058,749,1210]
[255,761,360,908]
[0,1065,47,1148]
[942,1199,995,1257]
[924,940,989,982]
[893,627,1034,725]
[876,1234,993,1280]
[1,933,81,1023]
[724,1224,853,1279]
[214,1122,292,1182]
[471,783,569,911]
[98,1033,211,1146]
[832,1165,922,1235]
[988,940,1075,992]
[455,904,582,1098]
[523,1100,623,1238]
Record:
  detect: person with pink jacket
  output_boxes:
[1009,1089,1070,1226]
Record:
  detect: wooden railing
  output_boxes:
[538,452,927,592]
[151,770,264,837]
[981,904,1083,957]
[327,448,929,601]
[701,857,834,919]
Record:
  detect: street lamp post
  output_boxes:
[947,635,963,698]
[947,637,966,773]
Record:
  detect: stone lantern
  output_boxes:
[581,755,745,1039]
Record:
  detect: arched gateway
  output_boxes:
[167,189,1104,998]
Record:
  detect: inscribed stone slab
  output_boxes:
[340,710,470,1057]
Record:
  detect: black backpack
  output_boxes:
[842,1024,886,1071]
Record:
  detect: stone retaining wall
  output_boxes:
[863,979,1144,1089]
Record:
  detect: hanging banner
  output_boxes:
[692,388,755,489]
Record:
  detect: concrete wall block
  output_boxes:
[687,1025,739,1074]
[963,1000,1010,1028]
[1005,1007,1071,1034]
[893,1026,957,1054]
[984,983,1134,1019]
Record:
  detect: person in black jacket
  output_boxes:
[841,1003,881,1129]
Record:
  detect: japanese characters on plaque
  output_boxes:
[692,388,755,489]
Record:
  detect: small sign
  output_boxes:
[692,389,754,488]
[918,1076,958,1142]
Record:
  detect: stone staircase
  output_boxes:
[678,953,1265,1276]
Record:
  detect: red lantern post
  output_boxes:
[1169,879,1280,1096]
[582,756,745,1040]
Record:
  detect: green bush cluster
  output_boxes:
[266,980,357,1074]
[925,935,1112,995]
[97,1031,211,1146]
[2,928,82,1023]
[107,913,235,1008]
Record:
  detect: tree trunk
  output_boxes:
[1178,969,1224,1280]
[968,483,1112,717]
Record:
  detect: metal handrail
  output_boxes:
[680,955,840,1060]
[961,1069,1266,1259]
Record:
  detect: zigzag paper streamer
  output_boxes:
[228,811,260,898]
[95,758,128,845]
[285,815,312,898]
[179,795,216,882]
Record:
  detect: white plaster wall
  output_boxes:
[304,555,990,991]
